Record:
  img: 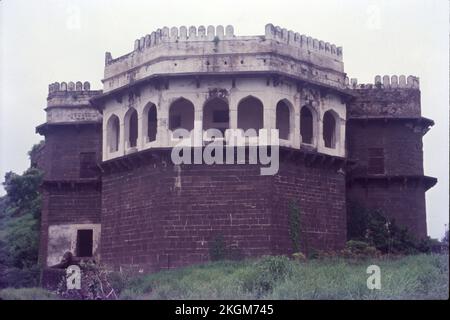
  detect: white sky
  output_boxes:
[0,0,448,238]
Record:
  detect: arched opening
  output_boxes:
[323,110,337,148]
[300,106,313,144]
[203,97,229,136]
[169,98,195,132]
[106,114,120,152]
[125,108,138,148]
[237,96,264,132]
[276,100,291,140]
[143,103,157,143]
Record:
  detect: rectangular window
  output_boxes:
[79,152,97,178]
[213,110,229,123]
[76,229,93,257]
[367,148,385,174]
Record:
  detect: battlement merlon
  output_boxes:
[101,23,345,94]
[119,24,343,60]
[346,75,427,120]
[345,75,420,90]
[40,82,103,129]
[47,81,103,108]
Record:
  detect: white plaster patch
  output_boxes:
[47,223,101,267]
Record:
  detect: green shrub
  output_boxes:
[0,265,40,288]
[288,200,301,252]
[209,235,227,261]
[107,271,128,294]
[341,240,380,260]
[291,252,306,262]
[242,255,294,296]
[347,201,433,255]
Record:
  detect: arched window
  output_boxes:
[143,103,157,143]
[106,114,120,152]
[169,98,195,132]
[237,96,264,132]
[323,110,337,148]
[124,108,138,148]
[203,97,229,136]
[276,100,292,140]
[300,106,313,144]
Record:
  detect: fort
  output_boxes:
[34,23,436,273]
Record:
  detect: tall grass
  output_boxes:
[0,254,446,300]
[120,254,448,300]
[0,287,60,300]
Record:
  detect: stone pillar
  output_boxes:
[137,111,145,149]
[229,91,238,129]
[317,107,324,150]
[118,116,125,156]
[263,96,276,131]
[156,104,169,147]
[293,95,301,149]
[102,118,108,161]
[194,108,203,147]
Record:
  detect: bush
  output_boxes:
[208,235,243,261]
[241,255,294,296]
[347,202,433,255]
[0,265,40,288]
[291,252,306,262]
[288,200,301,252]
[341,240,381,260]
[209,235,227,261]
[0,149,44,289]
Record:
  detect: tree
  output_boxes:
[0,142,44,288]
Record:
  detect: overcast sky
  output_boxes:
[0,0,448,238]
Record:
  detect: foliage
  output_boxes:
[291,252,306,262]
[347,201,434,255]
[244,255,294,296]
[208,235,243,261]
[2,168,43,218]
[209,235,227,261]
[0,143,44,288]
[288,200,301,253]
[118,254,448,300]
[442,230,449,245]
[55,261,119,300]
[340,240,381,260]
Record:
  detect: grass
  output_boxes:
[0,254,447,300]
[0,287,60,300]
[119,254,449,300]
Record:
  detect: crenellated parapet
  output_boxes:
[48,81,92,93]
[264,23,342,60]
[346,75,422,118]
[130,25,236,52]
[44,81,102,125]
[345,75,420,90]
[102,23,346,95]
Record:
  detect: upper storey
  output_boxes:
[102,23,345,94]
[44,81,102,125]
[346,75,422,118]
